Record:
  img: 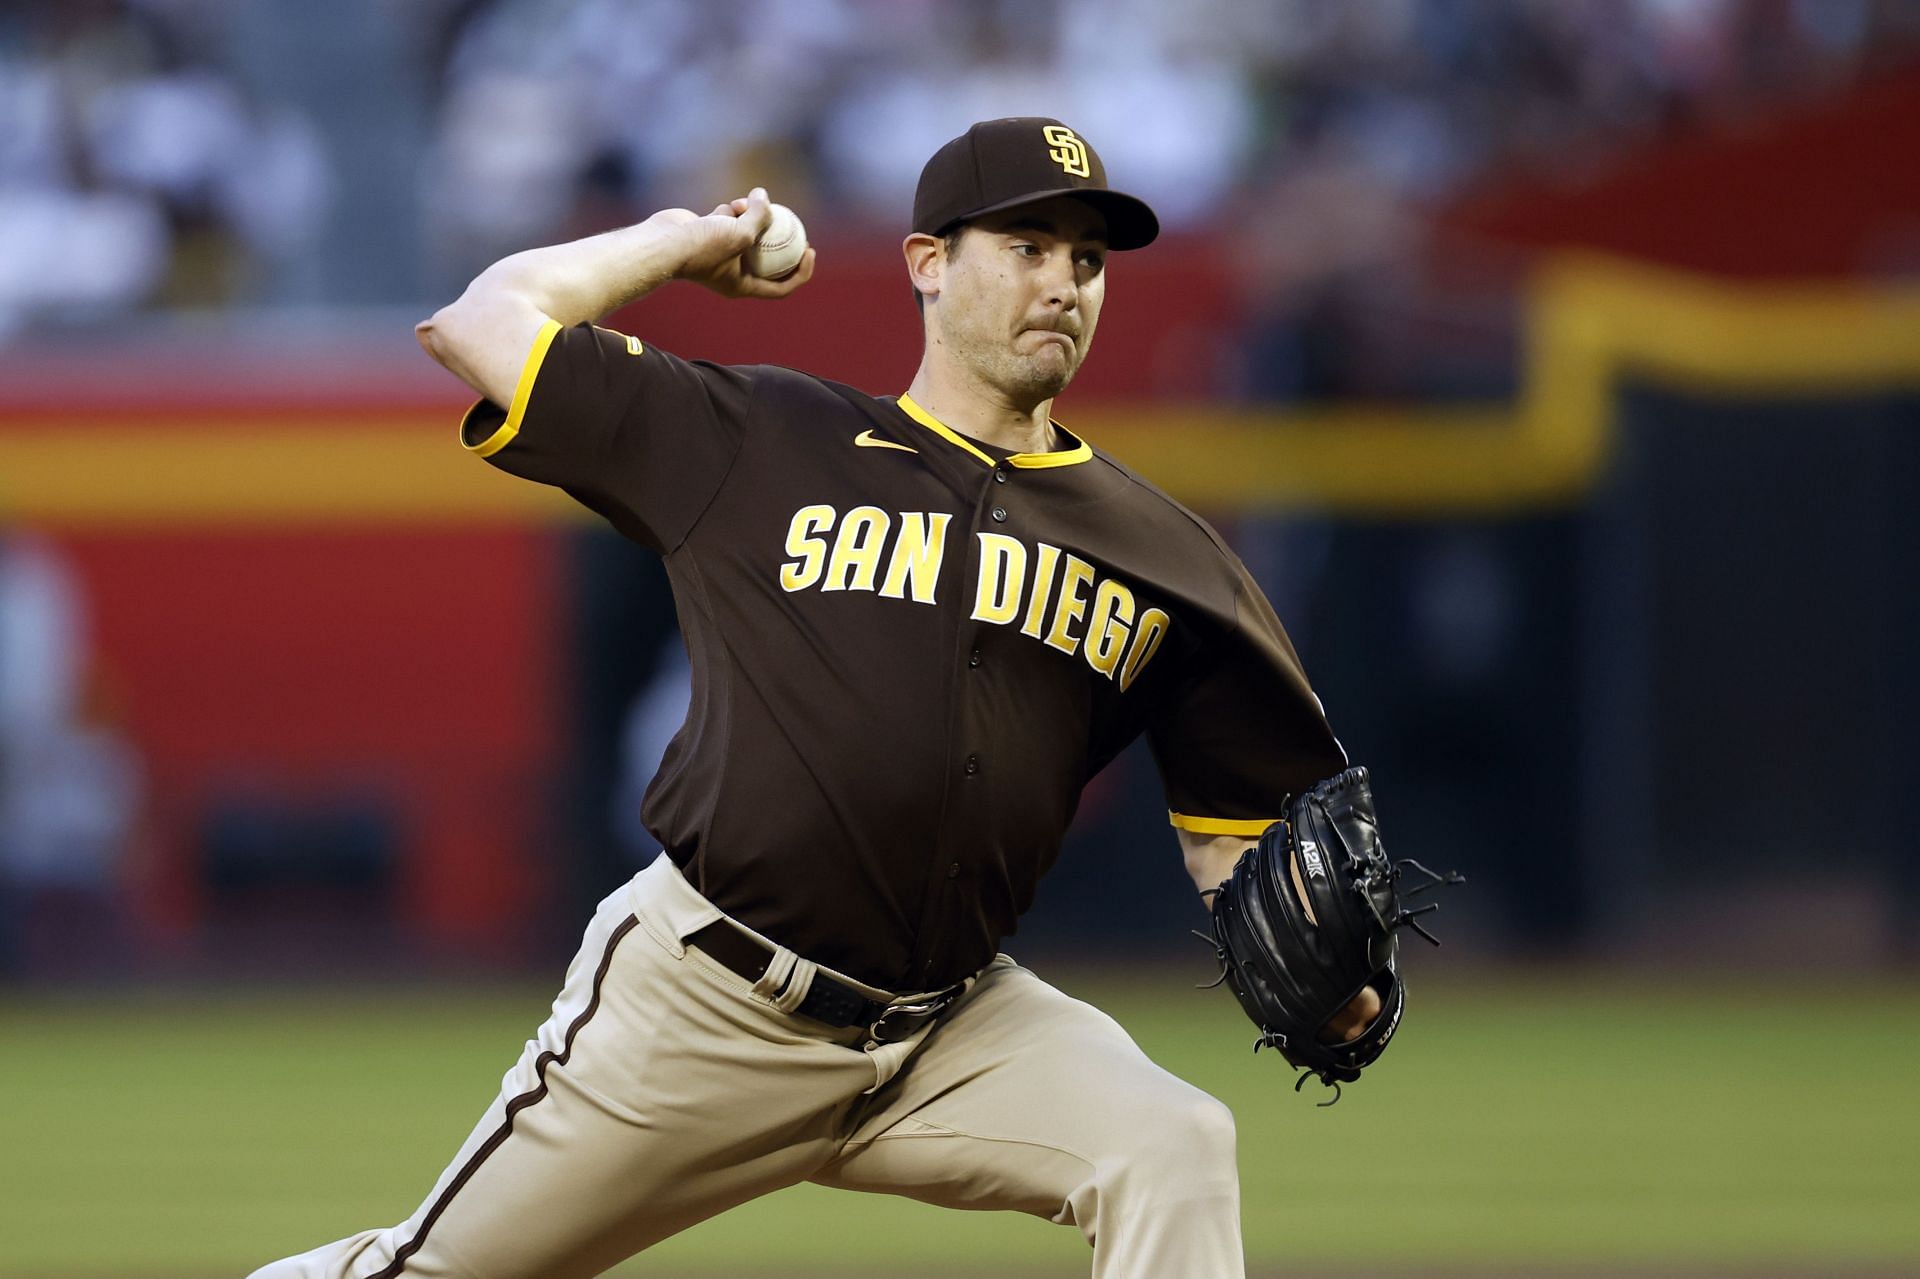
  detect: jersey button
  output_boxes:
[964,753,980,775]
[947,862,961,879]
[993,468,1008,484]
[990,506,1008,522]
[968,646,981,667]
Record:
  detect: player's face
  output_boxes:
[932,198,1108,406]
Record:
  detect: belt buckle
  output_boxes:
[865,989,956,1044]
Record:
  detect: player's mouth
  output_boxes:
[1025,328,1078,352]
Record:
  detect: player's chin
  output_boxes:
[1011,349,1080,400]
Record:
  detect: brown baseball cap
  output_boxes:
[912,117,1159,251]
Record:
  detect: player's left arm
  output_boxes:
[1148,557,1347,879]
[1180,828,1251,899]
[1151,545,1384,1045]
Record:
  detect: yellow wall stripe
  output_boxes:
[0,427,581,525]
[5,257,1920,527]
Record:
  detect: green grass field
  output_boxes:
[3,968,1916,1277]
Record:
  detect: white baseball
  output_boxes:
[744,202,808,280]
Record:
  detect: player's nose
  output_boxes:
[1036,250,1079,309]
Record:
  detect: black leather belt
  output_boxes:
[686,920,962,1043]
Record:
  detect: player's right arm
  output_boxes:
[415,188,815,406]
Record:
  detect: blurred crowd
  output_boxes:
[3,0,1918,349]
[430,0,1917,250]
[0,0,329,340]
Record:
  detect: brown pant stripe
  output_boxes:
[369,913,640,1279]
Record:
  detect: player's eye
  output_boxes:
[1011,242,1041,256]
[1077,250,1106,271]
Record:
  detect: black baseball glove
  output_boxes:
[1200,766,1462,1104]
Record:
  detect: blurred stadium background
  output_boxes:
[3,1,1919,1275]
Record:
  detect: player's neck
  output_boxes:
[904,361,1058,455]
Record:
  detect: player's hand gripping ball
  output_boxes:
[744,202,808,281]
[655,189,813,300]
[1200,767,1464,1104]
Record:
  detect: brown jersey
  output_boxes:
[461,320,1347,991]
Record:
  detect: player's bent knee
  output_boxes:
[1108,1093,1237,1187]
[1192,1094,1238,1157]
[1177,1094,1238,1170]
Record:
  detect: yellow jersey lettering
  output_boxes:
[1119,607,1170,691]
[1020,542,1061,639]
[778,504,836,592]
[1084,579,1136,678]
[972,533,1026,624]
[783,514,1169,687]
[1044,554,1096,656]
[824,505,890,592]
[879,512,950,605]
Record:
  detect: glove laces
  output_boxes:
[1387,858,1468,947]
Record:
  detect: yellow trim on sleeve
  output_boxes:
[1168,812,1279,836]
[461,319,561,458]
[895,393,1093,469]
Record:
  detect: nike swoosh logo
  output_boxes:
[854,430,918,454]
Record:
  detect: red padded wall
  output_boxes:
[57,526,563,950]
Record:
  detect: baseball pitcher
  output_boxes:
[250,117,1448,1279]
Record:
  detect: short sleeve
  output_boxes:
[1146,553,1348,837]
[459,320,754,552]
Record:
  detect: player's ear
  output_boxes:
[903,233,943,304]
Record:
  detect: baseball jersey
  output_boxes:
[461,320,1347,991]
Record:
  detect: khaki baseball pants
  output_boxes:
[250,855,1245,1278]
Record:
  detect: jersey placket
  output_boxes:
[902,458,1014,989]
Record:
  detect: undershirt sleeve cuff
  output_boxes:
[459,319,562,457]
[1167,812,1278,836]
